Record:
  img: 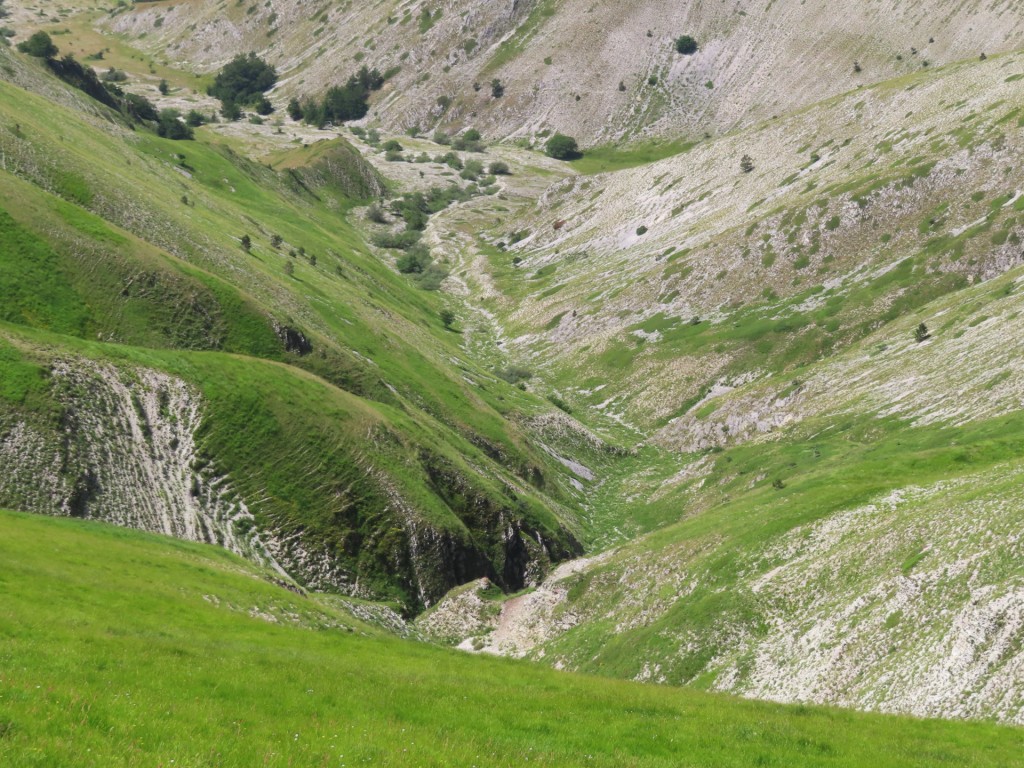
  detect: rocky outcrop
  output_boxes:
[0,359,276,568]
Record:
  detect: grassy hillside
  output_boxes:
[4,0,1024,741]
[0,44,597,610]
[2,509,1023,767]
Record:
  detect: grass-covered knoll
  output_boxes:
[0,57,562,467]
[0,316,582,609]
[2,509,1022,767]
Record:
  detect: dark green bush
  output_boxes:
[544,133,580,160]
[208,53,277,106]
[674,35,698,55]
[17,31,58,58]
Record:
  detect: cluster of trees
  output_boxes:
[15,32,168,128]
[367,185,487,290]
[288,66,385,127]
[207,52,277,118]
[16,30,58,58]
[430,128,486,152]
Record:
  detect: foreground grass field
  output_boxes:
[1,510,1021,767]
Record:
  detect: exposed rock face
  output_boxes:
[448,473,1024,724]
[0,360,273,565]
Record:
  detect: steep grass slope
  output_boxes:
[0,45,594,610]
[103,0,1024,143]
[2,509,1023,767]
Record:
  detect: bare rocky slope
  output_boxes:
[107,0,1024,143]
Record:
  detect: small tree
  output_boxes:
[208,52,277,106]
[221,101,242,121]
[491,78,504,98]
[287,98,303,121]
[740,154,755,173]
[254,95,274,115]
[440,309,456,328]
[240,234,251,252]
[488,161,511,175]
[674,35,698,55]
[544,133,579,160]
[283,260,294,277]
[914,322,930,343]
[17,31,58,58]
[270,234,283,249]
[185,109,206,127]
[156,109,194,140]
[158,79,169,95]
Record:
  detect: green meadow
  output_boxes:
[2,510,1022,768]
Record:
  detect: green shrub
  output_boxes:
[396,244,432,274]
[16,31,58,58]
[495,367,533,384]
[544,133,580,160]
[156,109,194,140]
[674,35,698,55]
